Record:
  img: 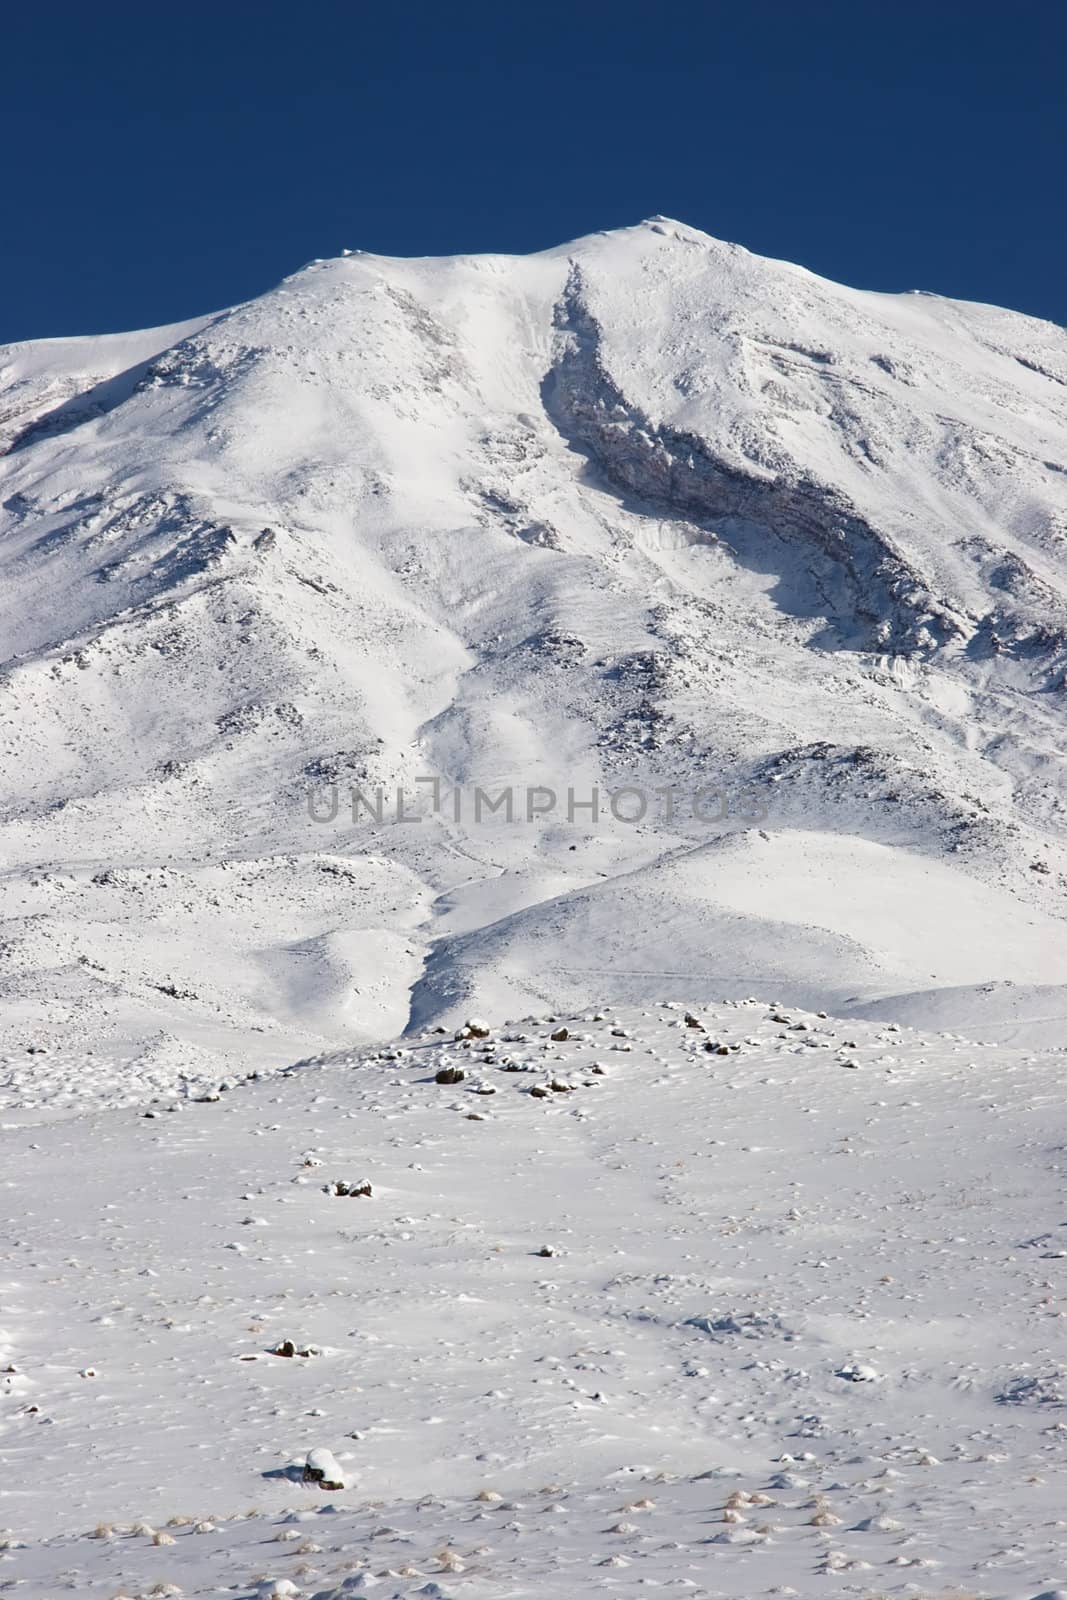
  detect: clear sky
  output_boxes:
[4,0,1065,342]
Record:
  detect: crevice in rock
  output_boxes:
[540,263,966,656]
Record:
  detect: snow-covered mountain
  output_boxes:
[2,217,1067,1107]
[5,222,1067,1599]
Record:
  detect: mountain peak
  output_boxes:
[1,228,1066,1100]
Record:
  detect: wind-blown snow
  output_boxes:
[5,1004,1067,1597]
[1,222,1066,1595]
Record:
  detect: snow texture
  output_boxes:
[1,220,1066,1595]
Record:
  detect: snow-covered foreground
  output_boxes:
[4,1002,1066,1598]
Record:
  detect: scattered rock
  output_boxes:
[997,1371,1067,1406]
[271,1339,320,1359]
[257,1581,300,1600]
[835,1361,879,1383]
[303,1447,345,1490]
[686,1311,793,1341]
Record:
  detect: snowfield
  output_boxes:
[5,1005,1067,1597]
[1,220,1066,1594]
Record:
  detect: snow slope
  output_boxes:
[2,219,1067,1100]
[3,222,1067,1597]
[5,1003,1067,1598]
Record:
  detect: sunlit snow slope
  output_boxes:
[2,218,1067,1106]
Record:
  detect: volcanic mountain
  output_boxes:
[2,218,1066,1107]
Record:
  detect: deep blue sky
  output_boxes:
[4,1,1065,342]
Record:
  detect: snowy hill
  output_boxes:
[3,221,1067,1597]
[2,218,1067,1104]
